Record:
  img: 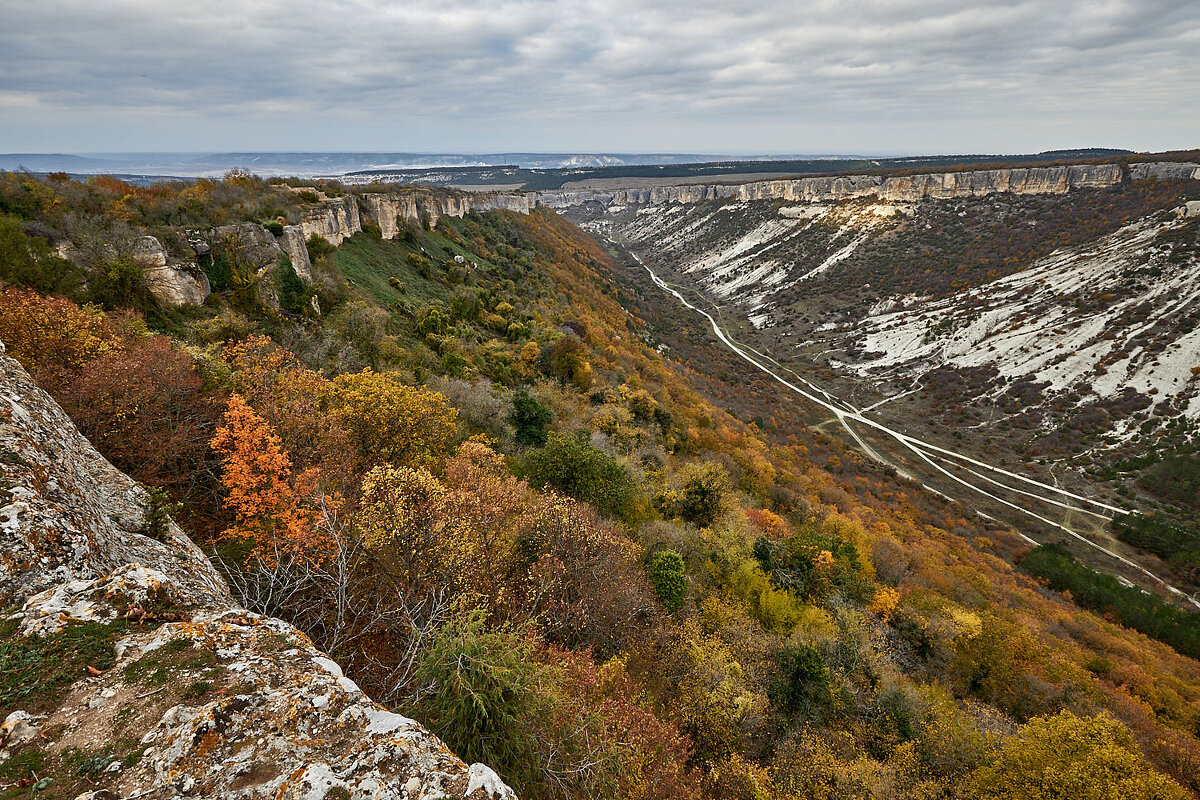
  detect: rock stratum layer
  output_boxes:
[532,161,1200,210]
[0,345,516,800]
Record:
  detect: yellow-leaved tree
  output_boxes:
[965,710,1187,800]
[328,369,457,467]
[355,462,453,594]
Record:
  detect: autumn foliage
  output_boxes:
[210,394,333,567]
[6,172,1200,800]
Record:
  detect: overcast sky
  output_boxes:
[2,0,1197,155]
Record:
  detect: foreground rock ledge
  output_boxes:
[0,344,516,800]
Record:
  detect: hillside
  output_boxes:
[1,170,1199,799]
[591,167,1200,597]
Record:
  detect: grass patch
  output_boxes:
[122,637,220,687]
[0,621,128,716]
[332,233,454,309]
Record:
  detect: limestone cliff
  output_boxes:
[299,196,363,246]
[278,225,313,281]
[532,161,1200,211]
[0,346,516,800]
[359,190,533,238]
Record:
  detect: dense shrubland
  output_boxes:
[1,171,1199,799]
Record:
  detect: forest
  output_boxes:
[1,170,1199,799]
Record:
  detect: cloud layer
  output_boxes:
[3,0,1197,153]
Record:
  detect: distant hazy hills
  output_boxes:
[0,148,1136,183]
[0,151,860,179]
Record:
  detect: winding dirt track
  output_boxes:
[624,247,1200,610]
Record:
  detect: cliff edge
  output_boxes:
[0,343,515,800]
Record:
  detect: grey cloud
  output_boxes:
[0,0,1196,152]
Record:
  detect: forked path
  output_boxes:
[623,247,1200,610]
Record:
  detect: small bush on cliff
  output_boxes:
[305,233,335,263]
[274,253,309,316]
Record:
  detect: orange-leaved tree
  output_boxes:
[210,393,332,567]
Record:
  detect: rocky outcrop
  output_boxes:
[300,196,362,246]
[533,162,1200,211]
[0,346,517,800]
[278,225,313,281]
[0,348,228,610]
[211,223,284,273]
[129,236,212,307]
[1129,161,1200,181]
[360,191,533,238]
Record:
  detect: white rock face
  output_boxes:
[845,214,1200,422]
[212,223,284,272]
[300,196,362,245]
[0,353,229,608]
[279,224,313,281]
[1129,162,1200,181]
[360,190,533,238]
[0,350,518,800]
[534,162,1199,211]
[131,235,211,306]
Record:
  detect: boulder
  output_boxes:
[129,235,211,307]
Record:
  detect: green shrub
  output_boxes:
[141,486,181,542]
[523,432,636,520]
[0,215,82,295]
[87,255,159,314]
[305,233,335,263]
[1137,454,1200,510]
[769,643,833,719]
[648,549,687,612]
[411,611,544,791]
[542,336,594,391]
[664,462,730,528]
[510,389,551,447]
[450,288,484,322]
[753,527,870,603]
[261,220,284,236]
[415,305,448,336]
[274,253,309,315]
